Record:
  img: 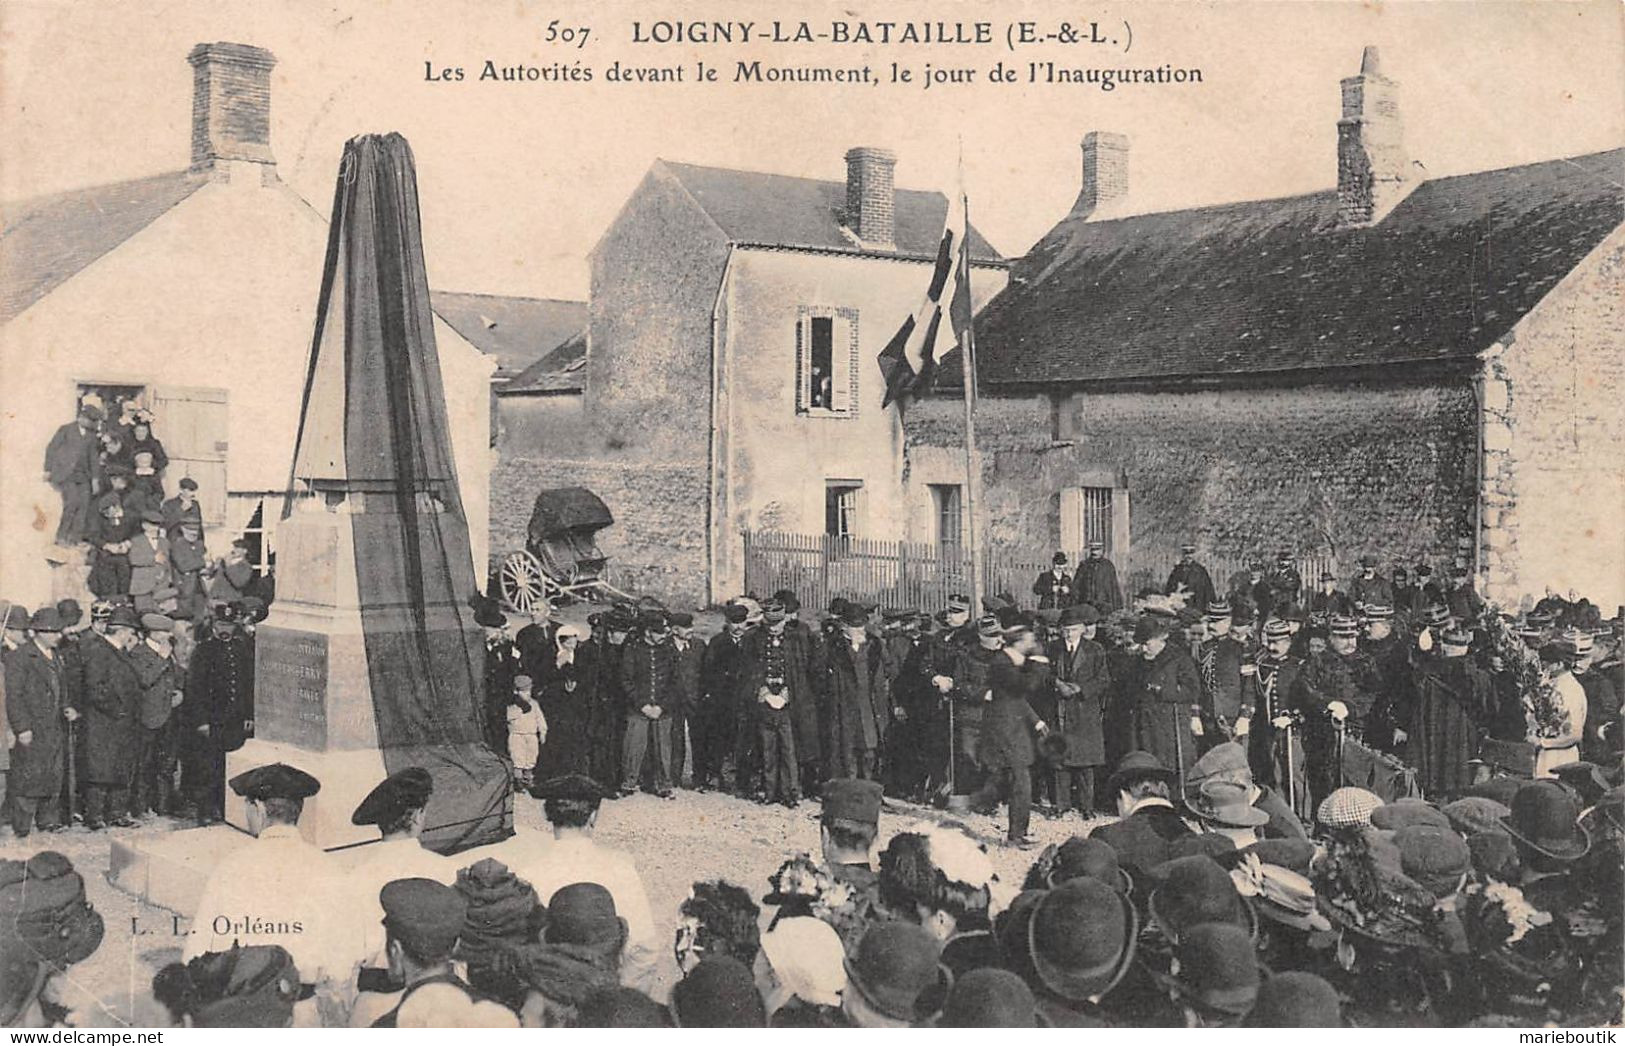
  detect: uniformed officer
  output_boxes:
[179,604,253,823]
[369,879,516,1027]
[1248,619,1308,821]
[1292,614,1382,808]
[1197,598,1254,750]
[186,763,353,1017]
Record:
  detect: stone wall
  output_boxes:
[905,374,1479,571]
[490,456,710,608]
[1480,227,1625,609]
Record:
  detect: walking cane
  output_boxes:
[1282,718,1298,816]
[66,718,78,824]
[1172,703,1186,798]
[946,693,957,798]
[1334,718,1347,790]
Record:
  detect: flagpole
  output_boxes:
[958,168,984,615]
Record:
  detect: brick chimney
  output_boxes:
[188,42,277,173]
[1337,46,1410,227]
[844,147,897,248]
[1073,131,1129,218]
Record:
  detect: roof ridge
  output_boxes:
[1,168,198,216]
[431,289,586,306]
[661,156,951,199]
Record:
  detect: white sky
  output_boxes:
[2,0,1621,301]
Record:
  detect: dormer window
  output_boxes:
[796,305,859,417]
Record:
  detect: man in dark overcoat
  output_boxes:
[128,613,184,817]
[667,611,705,786]
[1407,624,1492,799]
[742,602,820,805]
[1032,552,1075,611]
[1125,614,1203,786]
[5,608,77,835]
[80,605,144,827]
[43,403,103,546]
[1075,541,1122,613]
[1291,614,1383,808]
[618,609,679,798]
[179,604,253,823]
[1165,543,1216,611]
[1046,603,1112,814]
[696,604,751,791]
[821,604,887,781]
[970,623,1049,845]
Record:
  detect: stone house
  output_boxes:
[907,47,1623,608]
[493,148,1008,604]
[0,42,497,605]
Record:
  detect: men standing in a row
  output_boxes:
[1165,542,1216,611]
[618,610,677,799]
[45,402,105,547]
[696,604,751,792]
[4,608,76,836]
[180,604,254,823]
[1075,541,1122,613]
[1032,553,1074,610]
[80,605,143,828]
[1046,603,1110,815]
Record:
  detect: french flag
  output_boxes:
[877,181,973,409]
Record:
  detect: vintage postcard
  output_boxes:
[0,0,1620,1032]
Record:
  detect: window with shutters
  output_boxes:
[795,305,860,417]
[825,481,862,539]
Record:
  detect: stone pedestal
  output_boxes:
[227,489,494,850]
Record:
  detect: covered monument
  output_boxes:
[225,133,511,851]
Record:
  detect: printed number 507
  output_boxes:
[546,21,590,48]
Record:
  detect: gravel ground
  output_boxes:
[0,788,1109,1026]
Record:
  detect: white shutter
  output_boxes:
[1059,487,1083,554]
[829,311,853,414]
[150,385,229,525]
[795,310,810,412]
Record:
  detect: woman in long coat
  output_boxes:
[1127,616,1202,780]
[536,624,592,776]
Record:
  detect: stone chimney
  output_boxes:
[1337,46,1410,227]
[1073,131,1129,218]
[187,42,277,173]
[844,147,897,248]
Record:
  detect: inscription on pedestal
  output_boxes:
[256,630,329,749]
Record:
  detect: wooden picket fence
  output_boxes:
[742,530,1342,615]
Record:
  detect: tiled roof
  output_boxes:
[952,148,1623,388]
[430,292,587,377]
[661,160,1004,263]
[0,171,207,323]
[499,328,587,394]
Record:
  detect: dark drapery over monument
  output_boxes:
[229,133,511,852]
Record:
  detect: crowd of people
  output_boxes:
[2,515,1620,1026]
[4,750,1619,1028]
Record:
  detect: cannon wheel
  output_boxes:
[499,550,554,614]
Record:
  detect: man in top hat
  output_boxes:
[43,402,104,547]
[617,608,679,799]
[469,595,517,753]
[78,604,143,828]
[1047,603,1111,815]
[185,763,349,1009]
[1033,552,1075,611]
[510,773,659,992]
[5,608,79,835]
[1075,541,1122,613]
[1197,598,1254,751]
[1351,555,1393,610]
[1165,542,1216,612]
[694,603,751,791]
[821,603,888,782]
[179,602,254,823]
[1125,615,1203,782]
[1293,613,1383,808]
[1307,571,1348,622]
